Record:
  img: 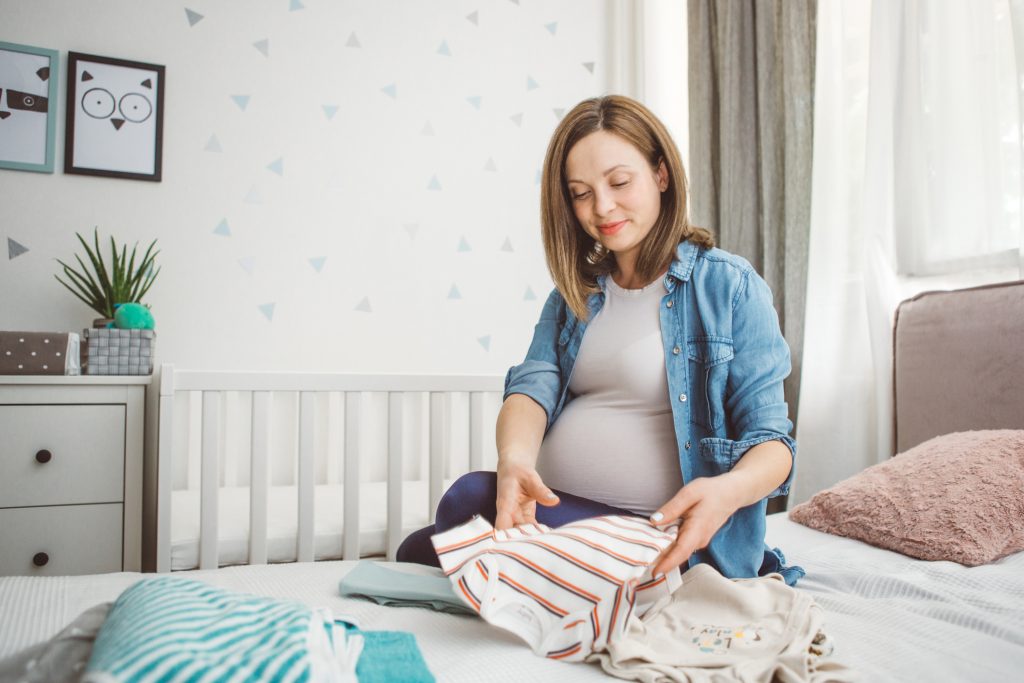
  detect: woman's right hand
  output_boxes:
[494,462,560,530]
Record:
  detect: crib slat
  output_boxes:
[297,392,316,562]
[249,391,271,565]
[326,392,341,485]
[223,392,240,487]
[428,392,448,523]
[186,392,201,491]
[470,392,485,472]
[199,391,220,570]
[386,392,403,561]
[156,364,176,573]
[342,392,361,560]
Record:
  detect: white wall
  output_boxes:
[1,0,617,374]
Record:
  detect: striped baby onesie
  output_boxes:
[431,514,682,662]
[82,577,359,682]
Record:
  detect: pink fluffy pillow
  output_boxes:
[789,430,1024,566]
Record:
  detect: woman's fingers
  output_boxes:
[650,483,698,526]
[648,481,724,575]
[518,500,538,526]
[651,519,705,576]
[494,507,515,530]
[494,474,521,530]
[495,468,556,530]
[525,471,560,507]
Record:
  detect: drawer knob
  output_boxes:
[33,552,49,567]
[35,449,52,464]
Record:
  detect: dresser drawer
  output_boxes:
[0,404,125,507]
[0,504,123,576]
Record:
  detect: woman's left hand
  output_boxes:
[648,475,742,577]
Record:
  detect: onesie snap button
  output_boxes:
[672,346,681,355]
[666,300,674,308]
[685,441,691,450]
[679,393,687,402]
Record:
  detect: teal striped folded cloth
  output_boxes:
[82,577,360,683]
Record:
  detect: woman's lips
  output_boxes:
[598,220,627,235]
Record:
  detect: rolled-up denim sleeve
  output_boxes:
[725,269,796,497]
[503,288,565,429]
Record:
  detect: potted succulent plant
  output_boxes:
[55,228,161,328]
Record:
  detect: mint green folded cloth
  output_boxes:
[339,561,476,616]
[346,628,435,683]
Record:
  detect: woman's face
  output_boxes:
[565,130,668,265]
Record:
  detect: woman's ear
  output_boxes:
[657,159,669,192]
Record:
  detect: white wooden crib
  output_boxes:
[154,364,505,572]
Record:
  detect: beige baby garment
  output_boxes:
[586,564,856,682]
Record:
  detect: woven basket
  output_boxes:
[84,328,155,375]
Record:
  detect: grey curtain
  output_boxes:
[688,0,816,459]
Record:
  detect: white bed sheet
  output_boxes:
[2,514,1022,682]
[764,514,1024,682]
[0,560,615,682]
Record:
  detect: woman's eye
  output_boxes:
[572,191,591,200]
[612,181,629,188]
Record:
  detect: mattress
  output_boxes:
[2,514,1022,682]
[763,514,1024,682]
[170,479,453,570]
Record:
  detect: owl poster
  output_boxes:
[65,52,165,181]
[0,41,59,173]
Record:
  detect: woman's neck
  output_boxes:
[611,254,668,290]
[611,270,650,290]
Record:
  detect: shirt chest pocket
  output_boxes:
[686,337,734,431]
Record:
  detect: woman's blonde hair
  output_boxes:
[540,95,714,320]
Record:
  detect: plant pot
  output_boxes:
[93,303,128,328]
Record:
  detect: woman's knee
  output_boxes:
[435,471,497,531]
[396,524,440,567]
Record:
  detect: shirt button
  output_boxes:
[685,441,691,450]
[679,393,687,402]
[666,300,674,308]
[672,346,681,355]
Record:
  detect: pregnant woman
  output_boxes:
[398,95,800,584]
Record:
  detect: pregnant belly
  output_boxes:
[535,398,683,516]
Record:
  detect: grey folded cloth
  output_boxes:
[0,603,110,683]
[339,561,476,616]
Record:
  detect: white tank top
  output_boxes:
[535,275,683,515]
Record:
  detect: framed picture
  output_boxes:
[65,52,165,181]
[0,41,59,173]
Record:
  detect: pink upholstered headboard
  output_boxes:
[893,280,1024,453]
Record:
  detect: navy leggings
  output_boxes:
[395,471,641,567]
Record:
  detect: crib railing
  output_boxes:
[155,364,505,572]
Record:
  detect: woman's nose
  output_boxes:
[593,187,616,217]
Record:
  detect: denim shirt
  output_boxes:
[503,240,802,584]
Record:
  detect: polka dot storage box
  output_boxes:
[0,331,81,375]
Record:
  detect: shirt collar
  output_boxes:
[668,240,700,282]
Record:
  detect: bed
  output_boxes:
[1,280,1023,682]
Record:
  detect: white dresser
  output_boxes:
[0,376,149,576]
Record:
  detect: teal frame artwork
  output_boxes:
[0,40,59,173]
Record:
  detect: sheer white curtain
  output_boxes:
[885,1,1022,275]
[791,0,874,505]
[792,0,1024,505]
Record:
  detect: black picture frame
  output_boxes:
[64,51,165,181]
